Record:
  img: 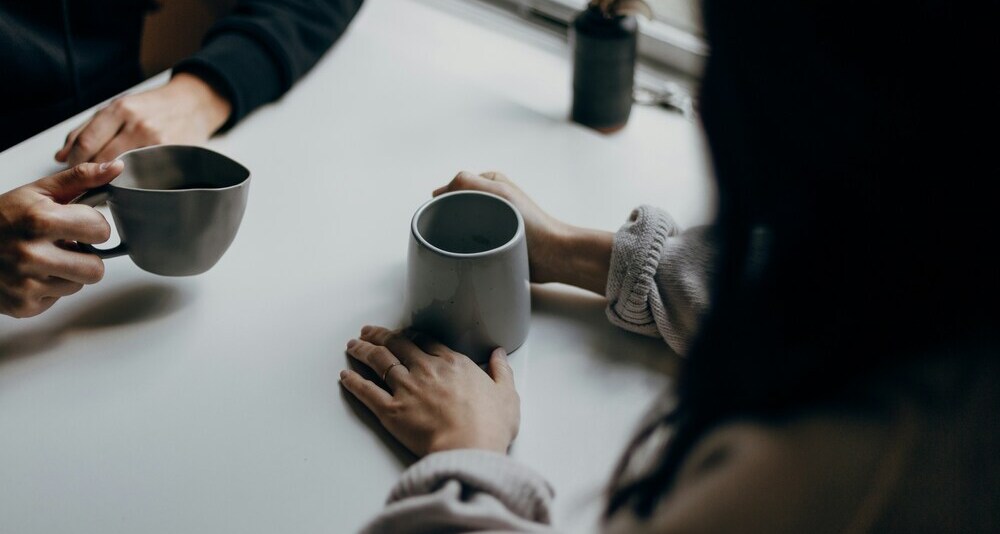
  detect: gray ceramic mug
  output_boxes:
[73,145,251,276]
[406,191,531,364]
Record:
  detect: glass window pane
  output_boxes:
[646,0,701,35]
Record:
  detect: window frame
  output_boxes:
[485,0,708,78]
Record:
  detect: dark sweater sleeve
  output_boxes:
[173,0,364,130]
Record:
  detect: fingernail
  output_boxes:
[360,325,372,337]
[339,370,348,381]
[99,161,111,172]
[346,339,357,349]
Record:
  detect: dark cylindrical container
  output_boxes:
[570,6,638,133]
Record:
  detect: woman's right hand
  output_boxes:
[434,171,613,295]
[0,162,121,318]
[434,171,568,284]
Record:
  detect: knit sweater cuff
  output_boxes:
[605,206,679,336]
[389,449,555,523]
[173,30,286,132]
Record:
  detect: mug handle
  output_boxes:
[71,186,128,259]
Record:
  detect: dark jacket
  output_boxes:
[0,0,364,152]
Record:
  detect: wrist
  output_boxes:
[427,431,511,456]
[529,220,573,284]
[547,225,613,295]
[168,72,232,133]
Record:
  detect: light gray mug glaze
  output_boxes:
[73,145,251,276]
[406,191,531,364]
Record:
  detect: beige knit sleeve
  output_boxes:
[605,206,716,355]
[361,449,557,534]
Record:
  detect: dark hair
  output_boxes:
[608,0,1000,518]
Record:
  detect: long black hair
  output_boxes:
[608,0,1000,518]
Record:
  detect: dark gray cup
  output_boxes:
[73,145,251,276]
[406,191,531,364]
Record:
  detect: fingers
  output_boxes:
[403,329,452,356]
[58,95,169,165]
[340,369,393,413]
[31,161,123,203]
[20,202,112,244]
[47,204,112,244]
[15,241,106,285]
[479,171,511,184]
[346,337,409,385]
[55,123,86,163]
[359,325,428,367]
[41,277,85,298]
[92,133,138,164]
[2,296,58,319]
[92,115,168,163]
[487,348,515,387]
[66,105,126,166]
[433,171,509,198]
[0,276,79,318]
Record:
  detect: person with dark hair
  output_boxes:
[0,0,364,156]
[340,0,999,531]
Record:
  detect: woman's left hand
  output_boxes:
[340,325,520,457]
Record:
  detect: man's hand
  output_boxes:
[0,161,123,318]
[55,73,231,166]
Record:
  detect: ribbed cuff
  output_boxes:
[389,449,555,523]
[605,205,678,335]
[173,30,286,131]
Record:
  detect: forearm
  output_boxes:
[174,0,365,128]
[531,206,715,353]
[541,224,613,296]
[166,73,232,134]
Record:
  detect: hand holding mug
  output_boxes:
[73,145,251,277]
[0,162,121,318]
[434,171,614,296]
[341,326,520,457]
[434,171,570,285]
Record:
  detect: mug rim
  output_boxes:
[109,144,251,193]
[411,190,525,259]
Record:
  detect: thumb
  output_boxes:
[487,348,515,387]
[31,160,124,203]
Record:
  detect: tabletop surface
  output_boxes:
[0,0,711,531]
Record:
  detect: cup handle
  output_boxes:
[71,186,128,259]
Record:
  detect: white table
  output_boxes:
[0,0,711,531]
